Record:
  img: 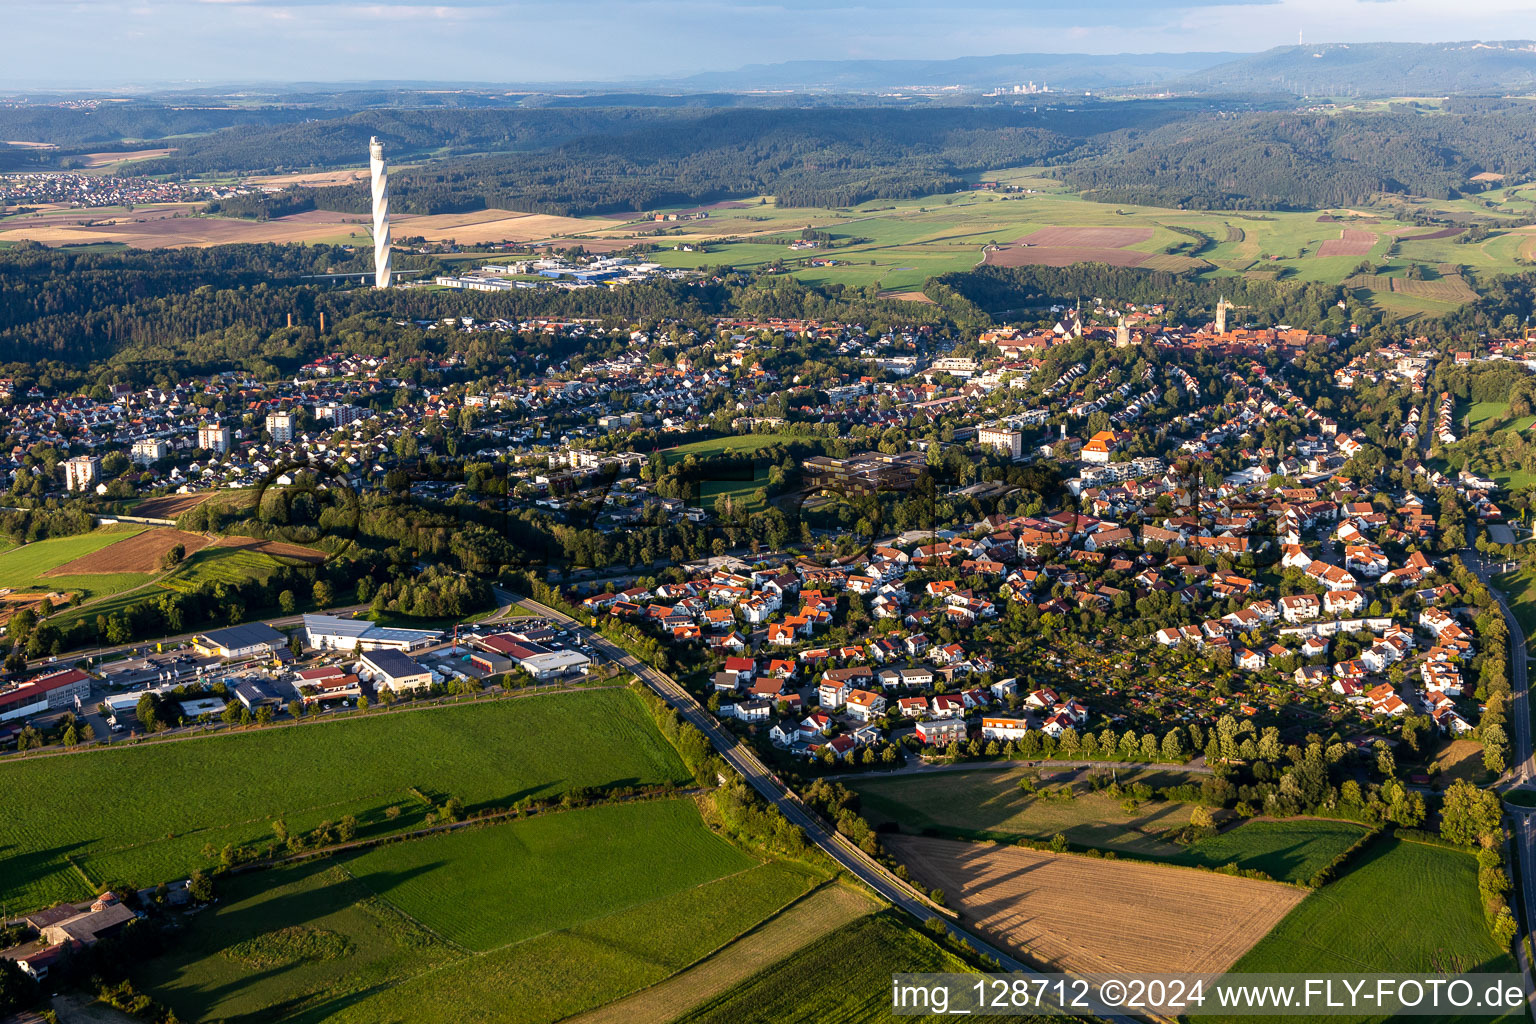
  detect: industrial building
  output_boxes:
[302,613,441,652]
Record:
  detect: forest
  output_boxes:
[10,97,1535,215]
[1057,104,1536,209]
[0,243,968,371]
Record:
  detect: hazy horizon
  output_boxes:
[5,0,1534,88]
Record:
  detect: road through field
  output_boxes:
[497,587,1144,1024]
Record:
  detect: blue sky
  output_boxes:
[4,0,1530,86]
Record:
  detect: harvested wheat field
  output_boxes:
[0,208,370,249]
[1016,226,1153,247]
[887,835,1302,975]
[45,529,211,575]
[130,492,218,519]
[80,148,175,167]
[566,884,875,1024]
[986,245,1149,268]
[402,209,627,244]
[212,536,326,564]
[1316,229,1377,257]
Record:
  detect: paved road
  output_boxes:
[498,587,1139,1022]
[24,603,372,672]
[1464,548,1536,1011]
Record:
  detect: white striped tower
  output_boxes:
[369,136,392,289]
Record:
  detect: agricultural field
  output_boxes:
[0,688,690,912]
[853,767,1368,884]
[46,528,210,575]
[136,799,823,1024]
[46,536,313,637]
[568,884,876,1024]
[886,835,1304,975]
[672,912,995,1024]
[1169,819,1369,883]
[0,525,155,602]
[568,179,1536,314]
[850,765,1209,857]
[1205,836,1519,1024]
[342,799,757,951]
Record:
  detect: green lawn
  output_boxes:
[136,801,821,1024]
[1495,569,1536,639]
[1206,836,1519,1024]
[673,912,993,1024]
[851,766,1207,857]
[0,526,152,601]
[0,688,690,912]
[700,466,771,514]
[1171,819,1369,884]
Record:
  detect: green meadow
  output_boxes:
[619,176,1536,314]
[0,526,153,601]
[135,800,822,1024]
[0,688,689,912]
[1204,836,1519,1024]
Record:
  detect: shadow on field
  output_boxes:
[144,859,448,1021]
[1,840,95,901]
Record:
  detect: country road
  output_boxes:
[1464,547,1536,1013]
[497,587,1141,1023]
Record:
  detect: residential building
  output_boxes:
[62,454,100,492]
[198,422,232,453]
[266,411,296,443]
[131,438,170,465]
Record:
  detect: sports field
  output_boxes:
[1205,836,1519,1024]
[136,799,822,1024]
[0,688,690,912]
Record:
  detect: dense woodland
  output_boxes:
[1058,104,1536,209]
[10,97,1536,215]
[0,243,969,372]
[6,242,1536,375]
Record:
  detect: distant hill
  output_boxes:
[1176,41,1536,97]
[664,52,1246,93]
